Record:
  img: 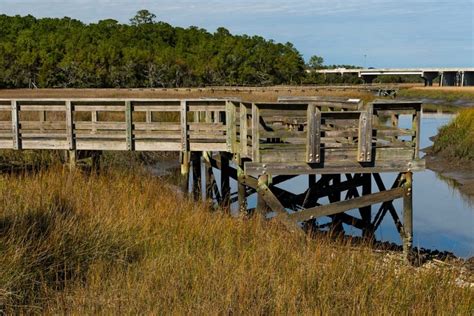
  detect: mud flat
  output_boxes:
[425,153,474,199]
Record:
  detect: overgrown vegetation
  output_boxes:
[1,167,472,314]
[433,108,474,160]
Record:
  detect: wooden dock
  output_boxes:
[0,96,424,259]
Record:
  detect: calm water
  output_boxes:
[200,113,474,258]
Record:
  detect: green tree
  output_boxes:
[130,10,156,26]
[308,55,324,69]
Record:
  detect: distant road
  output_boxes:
[314,68,474,87]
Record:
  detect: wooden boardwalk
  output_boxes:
[0,96,424,259]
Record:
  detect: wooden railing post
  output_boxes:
[306,103,321,163]
[65,100,75,151]
[180,100,190,193]
[125,100,133,151]
[251,103,260,162]
[358,105,373,162]
[226,100,237,153]
[412,105,421,159]
[11,100,20,150]
[240,103,248,158]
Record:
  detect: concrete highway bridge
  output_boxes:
[315,68,474,86]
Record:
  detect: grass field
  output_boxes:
[398,86,474,102]
[1,87,473,313]
[1,167,473,314]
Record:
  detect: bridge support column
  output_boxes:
[421,71,439,86]
[361,75,377,84]
[462,71,474,86]
[440,71,457,86]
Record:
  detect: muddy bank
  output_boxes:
[425,153,474,198]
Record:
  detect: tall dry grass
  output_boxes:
[0,167,472,314]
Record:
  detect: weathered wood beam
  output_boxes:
[288,187,405,222]
[256,175,302,233]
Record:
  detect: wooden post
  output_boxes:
[251,103,260,162]
[403,172,413,260]
[256,174,269,215]
[306,103,321,163]
[92,111,98,133]
[237,155,247,213]
[240,103,248,157]
[220,153,231,208]
[192,152,202,201]
[39,110,46,133]
[226,101,237,153]
[180,100,190,194]
[180,151,190,194]
[68,149,77,170]
[412,106,421,159]
[11,100,20,150]
[125,101,133,151]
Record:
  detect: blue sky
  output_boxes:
[1,0,473,67]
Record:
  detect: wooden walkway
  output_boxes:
[0,96,424,260]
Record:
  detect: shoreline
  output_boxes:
[425,153,474,198]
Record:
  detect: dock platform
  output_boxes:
[0,96,424,258]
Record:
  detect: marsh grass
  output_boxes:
[0,167,472,314]
[433,108,474,160]
[398,87,474,102]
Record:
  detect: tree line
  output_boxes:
[0,11,309,88]
[0,11,419,88]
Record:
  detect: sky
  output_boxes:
[0,0,473,67]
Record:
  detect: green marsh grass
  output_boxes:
[433,108,474,160]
